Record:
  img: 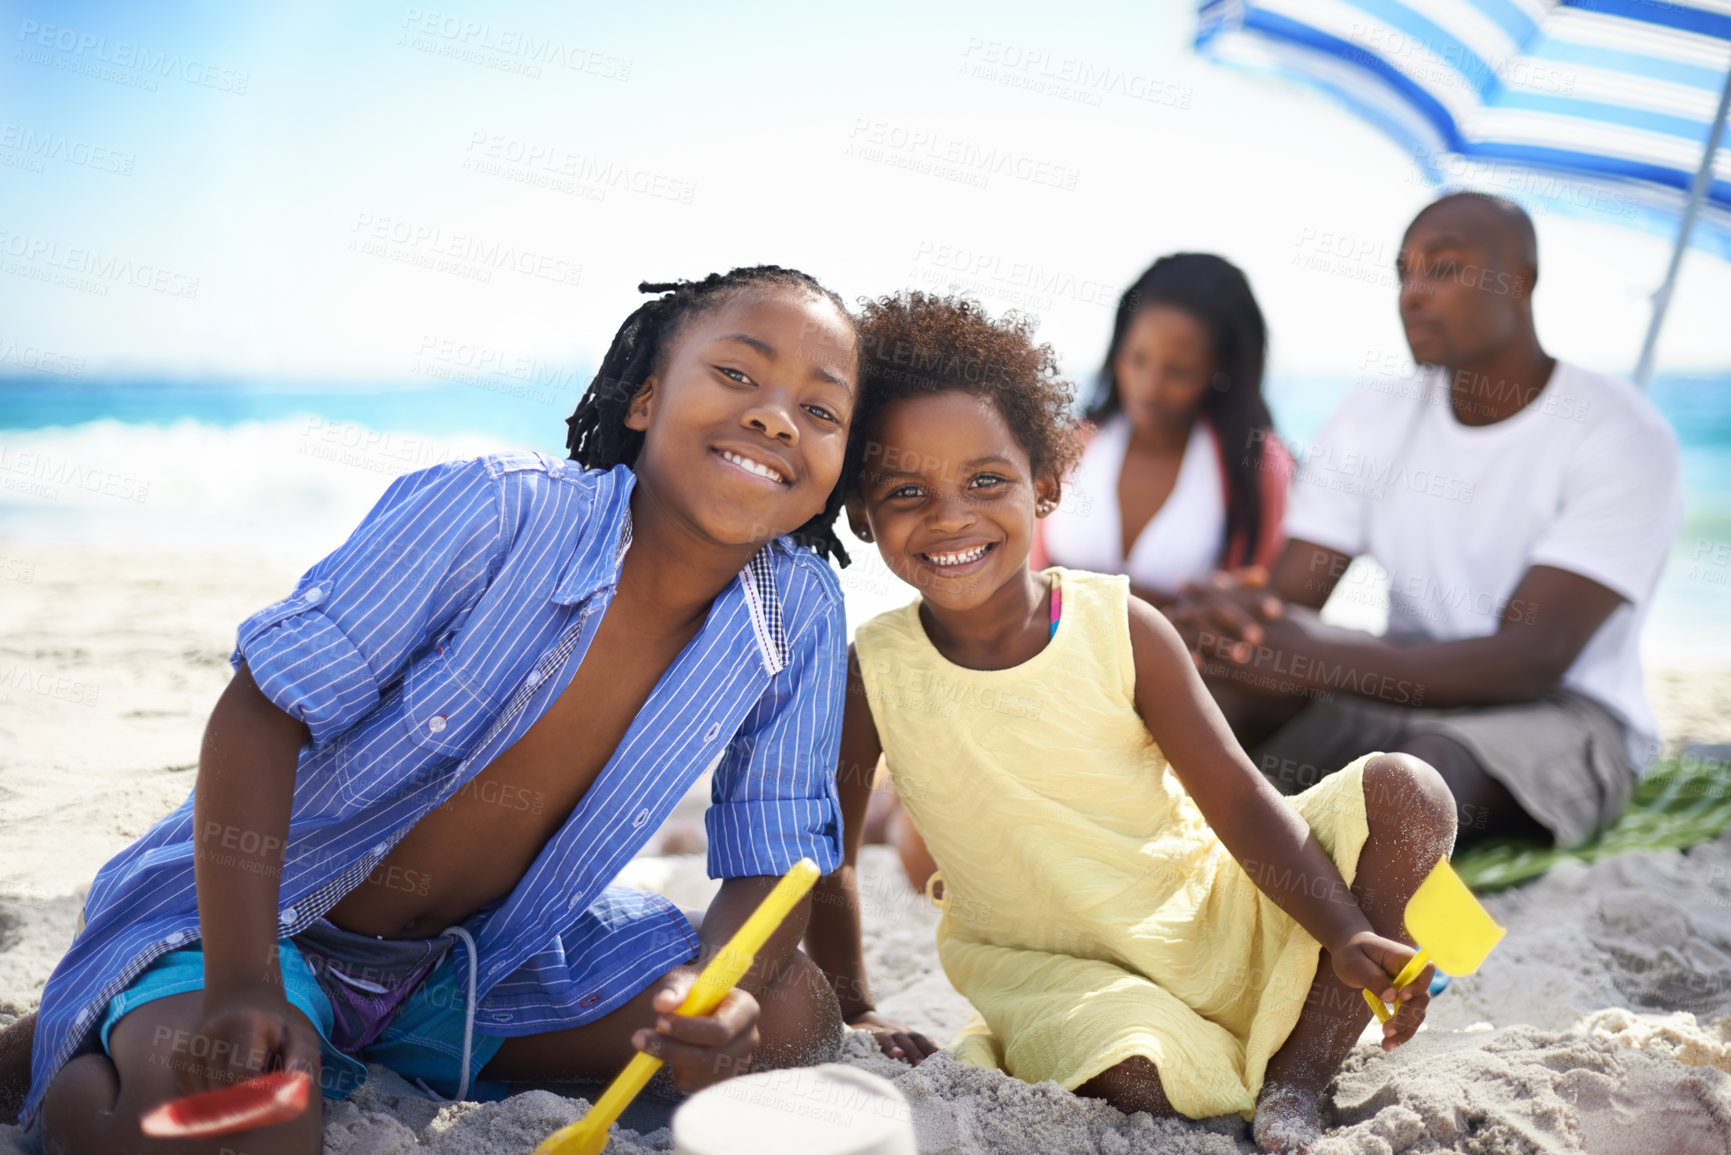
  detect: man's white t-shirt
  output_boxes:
[1283,360,1682,769]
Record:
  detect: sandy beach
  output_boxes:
[5,549,1731,1154]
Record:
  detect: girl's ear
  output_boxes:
[623,378,657,432]
[1033,472,1062,518]
[844,496,874,543]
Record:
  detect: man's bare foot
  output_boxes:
[1253,1082,1322,1153]
[0,1010,38,1125]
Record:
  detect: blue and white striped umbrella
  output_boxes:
[1196,0,1731,380]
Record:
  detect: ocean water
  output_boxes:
[0,378,576,561]
[1,370,1728,663]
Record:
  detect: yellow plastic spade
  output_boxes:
[1362,856,1505,1024]
[533,858,822,1155]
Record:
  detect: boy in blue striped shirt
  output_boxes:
[11,266,861,1154]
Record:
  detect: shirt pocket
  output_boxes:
[337,651,500,808]
[400,650,502,759]
[133,841,198,873]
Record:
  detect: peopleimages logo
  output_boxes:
[462,132,696,205]
[0,124,135,175]
[346,213,582,288]
[0,229,201,298]
[910,240,1115,307]
[0,444,150,503]
[845,119,1081,191]
[0,339,84,378]
[1257,428,1477,506]
[15,20,250,93]
[959,38,1193,109]
[398,8,631,80]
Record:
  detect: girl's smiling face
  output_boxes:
[626,287,857,548]
[850,391,1058,611]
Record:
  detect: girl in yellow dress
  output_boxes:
[804,293,1457,1153]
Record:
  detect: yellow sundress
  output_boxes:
[853,567,1372,1119]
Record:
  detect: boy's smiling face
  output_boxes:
[850,391,1058,611]
[627,288,857,549]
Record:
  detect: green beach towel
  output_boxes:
[1454,744,1731,892]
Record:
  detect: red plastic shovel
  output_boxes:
[140,1069,311,1139]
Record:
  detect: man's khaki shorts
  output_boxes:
[1247,688,1636,849]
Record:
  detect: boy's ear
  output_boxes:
[623,378,657,432]
[844,496,874,543]
[1034,472,1062,518]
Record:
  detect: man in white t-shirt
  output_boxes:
[1169,192,1682,849]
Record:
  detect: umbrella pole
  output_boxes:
[1634,64,1731,390]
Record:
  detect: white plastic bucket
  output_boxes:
[672,1064,917,1155]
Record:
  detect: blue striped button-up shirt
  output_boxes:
[24,453,846,1125]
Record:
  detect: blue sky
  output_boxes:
[3,0,1728,385]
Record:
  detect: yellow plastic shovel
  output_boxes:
[533,857,822,1155]
[1362,855,1505,1024]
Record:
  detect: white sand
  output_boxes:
[5,550,1731,1153]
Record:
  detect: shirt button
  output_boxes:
[632,809,650,829]
[279,906,298,926]
[427,715,448,734]
[526,670,543,689]
[371,842,388,856]
[164,930,187,946]
[304,587,325,606]
[703,723,721,742]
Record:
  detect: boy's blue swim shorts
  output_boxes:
[95,930,508,1103]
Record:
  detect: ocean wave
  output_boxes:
[0,416,519,557]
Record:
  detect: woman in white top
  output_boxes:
[1034,253,1294,605]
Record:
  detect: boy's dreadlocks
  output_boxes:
[566,266,855,566]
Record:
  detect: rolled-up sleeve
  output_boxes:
[230,458,504,747]
[706,601,846,879]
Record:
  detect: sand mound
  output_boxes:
[10,830,1731,1152]
[36,1010,1709,1154]
[1577,1006,1731,1074]
[1319,1018,1731,1155]
[322,1072,618,1155]
[1429,831,1731,1035]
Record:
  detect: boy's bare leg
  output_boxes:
[1254,753,1456,1153]
[38,992,323,1155]
[0,1010,35,1125]
[481,947,842,1089]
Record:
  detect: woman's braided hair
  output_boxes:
[566,266,855,566]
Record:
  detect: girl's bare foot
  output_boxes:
[1253,1082,1322,1153]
